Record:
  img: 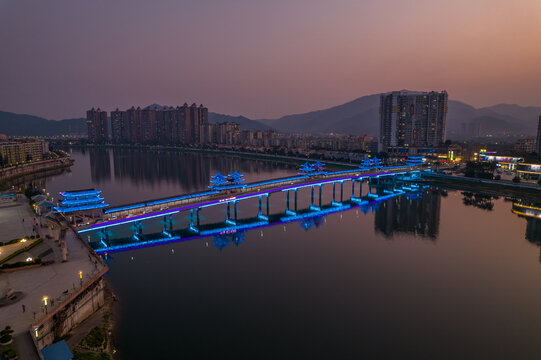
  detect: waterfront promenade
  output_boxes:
[0,197,107,359]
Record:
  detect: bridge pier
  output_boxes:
[162,215,174,237]
[226,201,238,225]
[189,208,199,233]
[285,189,297,216]
[351,178,364,200]
[310,185,322,211]
[99,228,109,242]
[332,181,346,206]
[258,194,270,221]
[132,221,142,241]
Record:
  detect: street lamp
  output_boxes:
[42,296,48,314]
[79,270,83,286]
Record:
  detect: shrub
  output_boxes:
[0,326,13,344]
[1,326,13,337]
[0,334,12,344]
[512,176,521,183]
[80,327,107,349]
[5,348,17,359]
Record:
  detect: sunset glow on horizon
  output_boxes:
[1,0,540,119]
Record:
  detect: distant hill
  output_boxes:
[0,107,271,136]
[253,93,540,138]
[258,93,381,134]
[144,104,272,130]
[1,96,539,138]
[208,113,272,131]
[0,111,86,136]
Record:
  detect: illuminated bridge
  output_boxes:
[73,165,429,254]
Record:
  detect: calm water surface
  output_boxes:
[44,148,541,359]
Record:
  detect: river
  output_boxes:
[41,147,541,359]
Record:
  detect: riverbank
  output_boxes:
[424,173,541,201]
[0,158,74,190]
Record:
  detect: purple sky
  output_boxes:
[1,0,540,120]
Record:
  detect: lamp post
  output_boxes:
[42,296,48,314]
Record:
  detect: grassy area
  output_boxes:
[0,237,42,264]
[80,327,107,350]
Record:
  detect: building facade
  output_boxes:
[536,115,541,155]
[102,104,209,145]
[514,138,536,154]
[379,91,448,152]
[86,108,108,143]
[0,140,45,166]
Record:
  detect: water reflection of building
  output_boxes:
[89,148,111,183]
[92,148,297,192]
[110,149,212,191]
[374,190,441,239]
[511,201,541,247]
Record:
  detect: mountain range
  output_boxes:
[1,92,539,139]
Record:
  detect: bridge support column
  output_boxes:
[294,189,298,213]
[286,190,296,216]
[226,202,236,225]
[189,208,199,233]
[266,194,270,218]
[258,195,269,221]
[132,221,142,241]
[309,185,321,211]
[332,181,342,206]
[162,215,172,237]
[99,228,109,242]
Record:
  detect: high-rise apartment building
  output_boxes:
[106,103,208,145]
[379,91,448,152]
[110,109,124,143]
[86,108,108,143]
[537,115,541,155]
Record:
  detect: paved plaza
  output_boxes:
[0,196,36,242]
[0,197,107,359]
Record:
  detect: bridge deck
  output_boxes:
[77,166,424,233]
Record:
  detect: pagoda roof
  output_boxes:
[60,189,101,197]
[211,172,227,180]
[228,170,244,178]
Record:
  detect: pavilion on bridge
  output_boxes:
[54,189,108,225]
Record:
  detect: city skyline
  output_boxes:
[1,0,541,120]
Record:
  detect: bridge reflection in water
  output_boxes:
[81,173,429,254]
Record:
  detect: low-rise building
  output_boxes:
[0,140,45,167]
[514,139,536,154]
